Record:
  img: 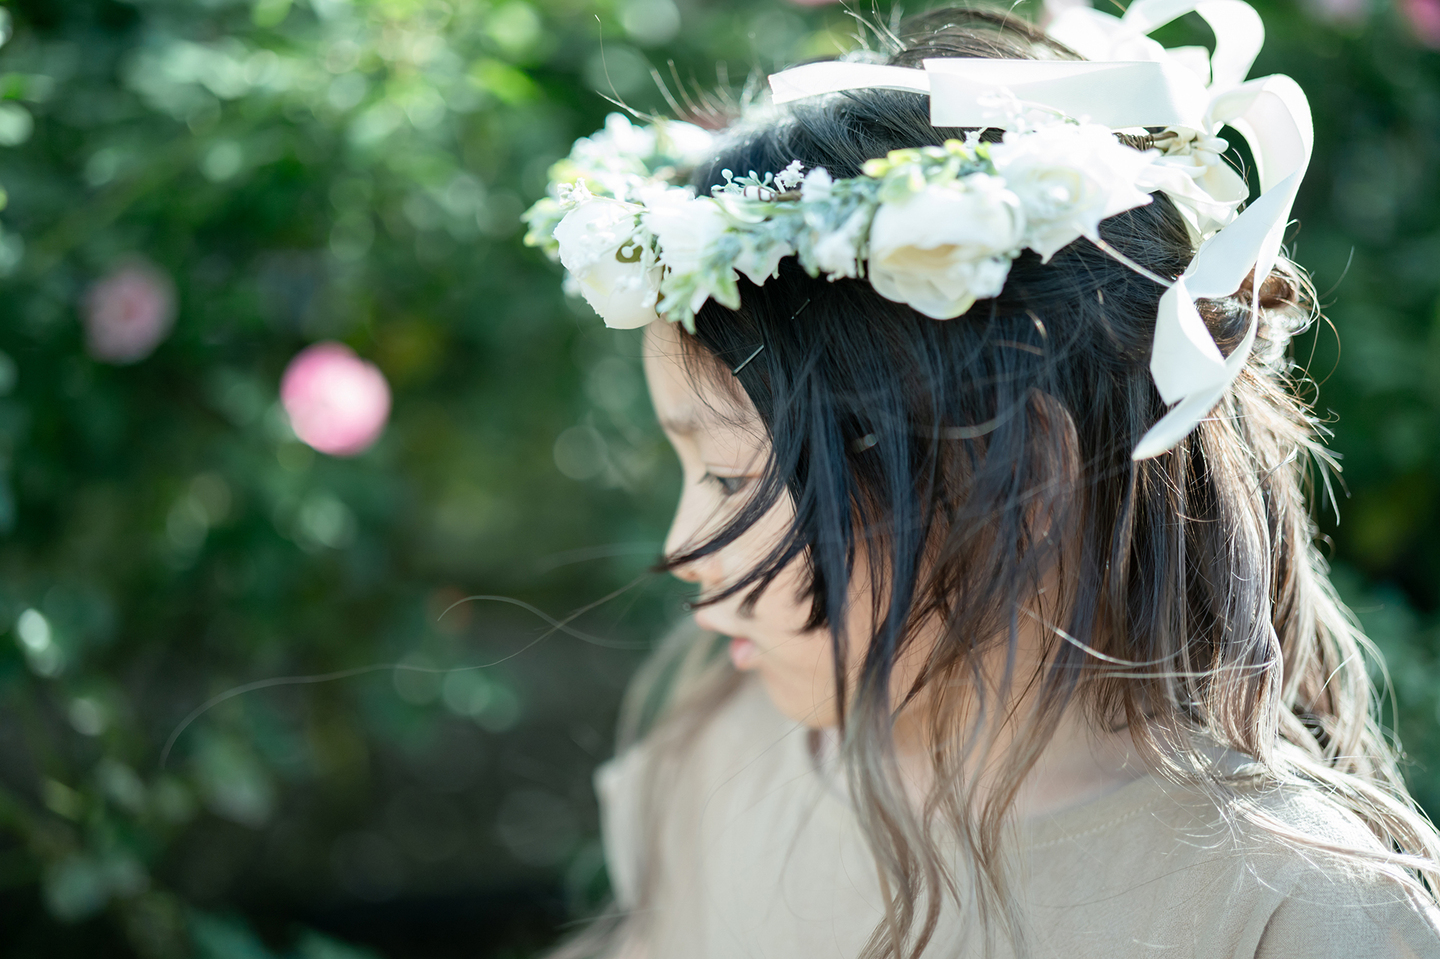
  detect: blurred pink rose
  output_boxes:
[280,342,391,457]
[83,259,176,364]
[1401,0,1440,46]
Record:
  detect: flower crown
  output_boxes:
[523,0,1312,460]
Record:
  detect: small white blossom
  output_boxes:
[810,208,867,279]
[989,121,1154,261]
[775,159,806,191]
[555,178,595,208]
[800,167,834,202]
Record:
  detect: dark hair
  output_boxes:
[590,8,1440,959]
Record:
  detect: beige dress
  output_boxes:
[597,677,1440,958]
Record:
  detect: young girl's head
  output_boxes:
[648,6,1310,758]
[532,3,1440,954]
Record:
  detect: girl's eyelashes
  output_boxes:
[703,472,752,497]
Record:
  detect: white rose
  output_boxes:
[989,122,1155,261]
[1003,164,1104,260]
[553,197,661,329]
[639,190,729,277]
[867,175,1023,319]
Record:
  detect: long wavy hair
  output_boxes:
[552,7,1440,958]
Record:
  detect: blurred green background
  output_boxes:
[0,0,1436,956]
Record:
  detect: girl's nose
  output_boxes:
[668,557,702,584]
[663,498,711,585]
[663,527,705,584]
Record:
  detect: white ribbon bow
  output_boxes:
[767,0,1313,461]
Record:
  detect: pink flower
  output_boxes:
[1401,0,1440,46]
[83,260,176,364]
[280,342,391,457]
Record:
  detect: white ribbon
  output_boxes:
[773,59,1211,129]
[1136,74,1311,458]
[766,0,1312,461]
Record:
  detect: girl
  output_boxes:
[525,2,1440,956]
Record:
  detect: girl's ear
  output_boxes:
[1021,389,1082,598]
[1014,391,1083,673]
[1026,386,1082,505]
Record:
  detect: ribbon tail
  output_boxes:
[1149,277,1228,405]
[1198,1,1265,91]
[1134,311,1256,460]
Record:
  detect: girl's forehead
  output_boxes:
[643,322,764,449]
[644,325,729,418]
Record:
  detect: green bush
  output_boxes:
[0,0,1435,956]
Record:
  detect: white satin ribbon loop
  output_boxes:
[1054,0,1263,103]
[768,59,1211,130]
[922,59,1208,129]
[1193,0,1265,92]
[1209,75,1313,193]
[1113,0,1263,94]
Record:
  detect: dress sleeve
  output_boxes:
[1254,866,1440,958]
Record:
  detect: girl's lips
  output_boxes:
[728,635,759,670]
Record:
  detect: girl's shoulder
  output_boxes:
[1024,763,1440,957]
[1237,777,1440,957]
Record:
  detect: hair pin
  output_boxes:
[730,297,813,376]
[730,343,765,376]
